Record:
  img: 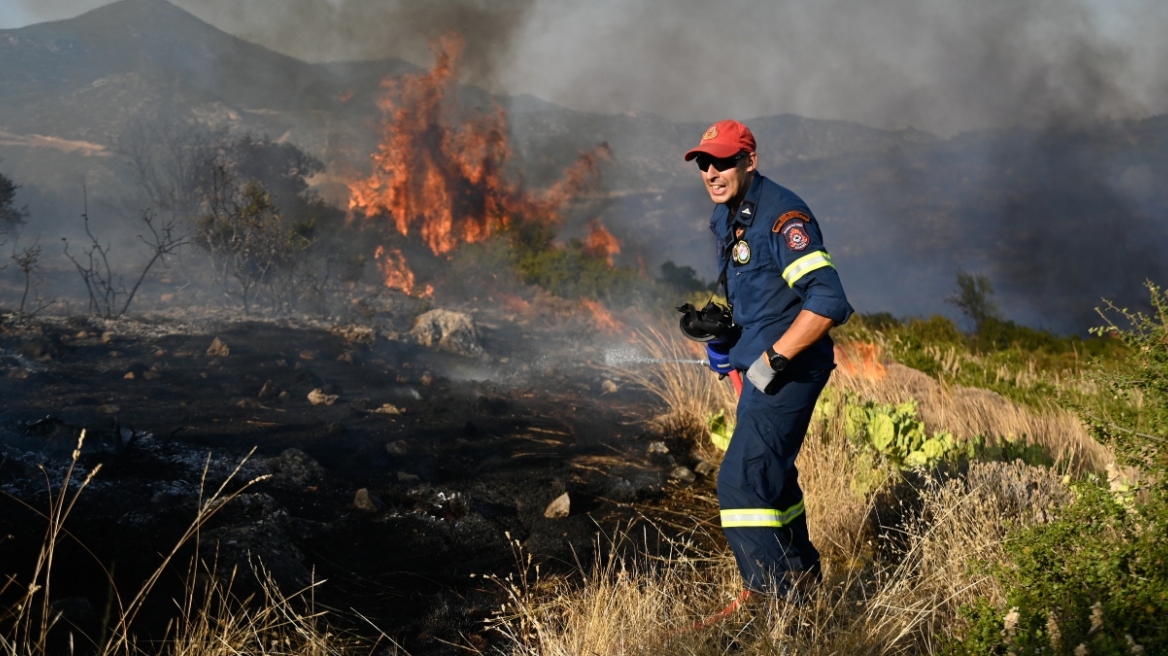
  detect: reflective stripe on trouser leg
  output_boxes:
[720,500,805,528]
[717,367,829,595]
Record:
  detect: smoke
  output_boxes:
[168,0,537,88]
[500,0,1168,135]
[10,0,1166,134]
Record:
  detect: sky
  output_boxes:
[4,0,1168,136]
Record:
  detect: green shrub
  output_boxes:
[1084,281,1168,473]
[947,483,1168,655]
[817,389,966,476]
[513,237,640,301]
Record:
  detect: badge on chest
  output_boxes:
[732,239,752,266]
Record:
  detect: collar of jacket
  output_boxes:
[731,173,764,227]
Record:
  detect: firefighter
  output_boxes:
[684,119,853,598]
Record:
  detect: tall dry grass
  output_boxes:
[833,341,1110,475]
[0,433,377,656]
[489,332,1105,654]
[619,326,738,462]
[489,452,1059,655]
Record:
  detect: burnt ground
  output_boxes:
[0,303,720,654]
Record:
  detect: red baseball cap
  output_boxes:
[683,119,756,161]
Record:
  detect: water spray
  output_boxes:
[602,346,707,368]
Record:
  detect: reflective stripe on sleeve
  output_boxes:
[781,251,833,287]
[720,500,806,528]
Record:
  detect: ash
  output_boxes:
[0,299,703,654]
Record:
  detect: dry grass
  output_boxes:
[489,454,1063,655]
[494,331,1110,655]
[619,326,738,462]
[0,432,377,656]
[156,562,380,656]
[832,341,1110,475]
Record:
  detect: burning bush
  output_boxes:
[346,33,629,303]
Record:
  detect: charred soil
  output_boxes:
[0,305,715,654]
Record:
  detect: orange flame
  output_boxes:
[373,245,432,297]
[581,299,624,333]
[349,34,606,267]
[584,221,621,266]
[833,342,887,381]
[497,294,531,314]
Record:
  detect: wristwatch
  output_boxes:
[765,346,789,372]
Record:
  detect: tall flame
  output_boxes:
[584,220,621,266]
[349,34,605,260]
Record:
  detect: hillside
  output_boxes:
[1,0,1166,331]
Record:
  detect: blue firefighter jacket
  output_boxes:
[711,174,853,372]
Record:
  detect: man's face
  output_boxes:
[698,151,757,206]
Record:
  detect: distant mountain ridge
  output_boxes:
[0,0,935,189]
[1,0,1166,331]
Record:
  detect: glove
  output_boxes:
[745,352,778,393]
[705,339,733,375]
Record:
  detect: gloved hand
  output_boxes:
[745,352,778,392]
[705,339,733,375]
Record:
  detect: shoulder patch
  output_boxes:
[781,221,811,251]
[771,210,810,233]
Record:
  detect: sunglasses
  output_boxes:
[695,151,747,172]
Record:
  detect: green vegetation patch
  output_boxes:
[949,483,1168,656]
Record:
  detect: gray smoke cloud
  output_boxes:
[177,0,536,88]
[7,0,1168,330]
[499,0,1168,135]
[9,0,1168,134]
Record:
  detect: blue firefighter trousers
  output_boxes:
[717,366,831,595]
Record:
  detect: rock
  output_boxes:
[373,403,403,415]
[124,371,136,380]
[420,372,434,387]
[101,331,116,344]
[604,478,638,503]
[396,471,420,482]
[206,337,230,357]
[409,309,485,357]
[694,460,717,477]
[670,466,697,484]
[258,380,277,398]
[201,522,310,591]
[331,324,376,345]
[337,351,355,363]
[299,349,318,360]
[386,440,411,456]
[143,370,161,380]
[647,441,670,455]
[600,379,619,394]
[18,334,62,361]
[353,488,384,511]
[307,388,338,406]
[267,448,326,486]
[544,492,571,519]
